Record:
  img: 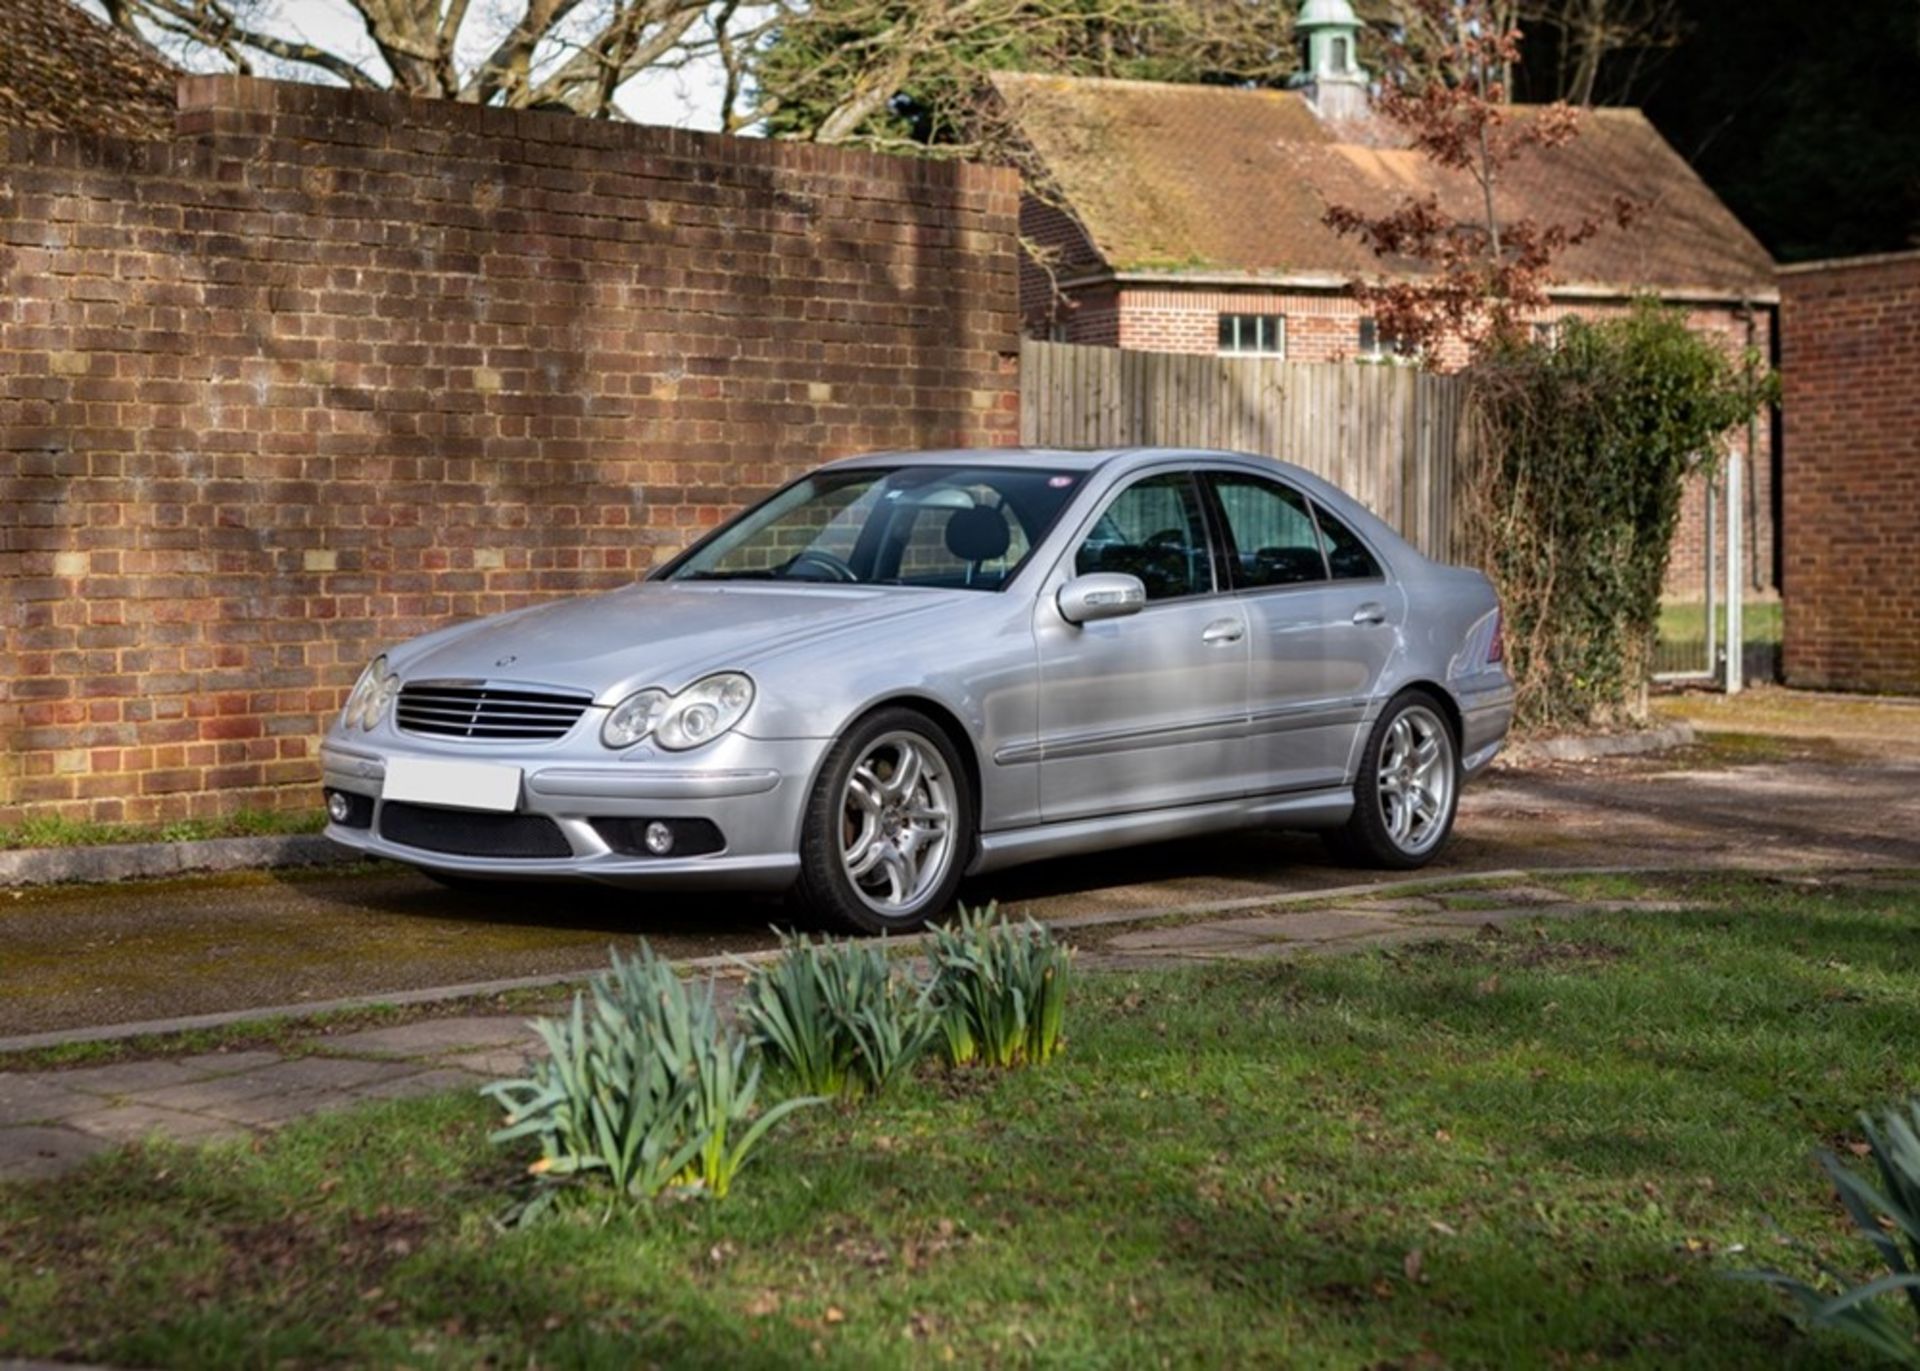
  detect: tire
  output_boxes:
[1325,688,1460,870]
[795,706,975,934]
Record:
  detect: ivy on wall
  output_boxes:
[1461,303,1773,730]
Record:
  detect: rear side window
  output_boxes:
[1311,501,1385,581]
[1206,472,1329,587]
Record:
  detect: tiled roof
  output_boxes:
[993,72,1776,301]
[0,0,177,140]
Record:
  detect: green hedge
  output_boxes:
[1461,302,1771,729]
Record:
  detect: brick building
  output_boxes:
[0,75,1019,825]
[1779,251,1920,694]
[992,1,1779,595]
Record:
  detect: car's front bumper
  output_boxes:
[319,733,828,890]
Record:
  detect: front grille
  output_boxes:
[379,802,572,859]
[395,682,591,741]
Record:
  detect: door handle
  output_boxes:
[1201,619,1245,645]
[1351,602,1387,626]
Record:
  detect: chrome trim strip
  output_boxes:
[994,714,1246,766]
[404,678,593,699]
[995,697,1369,766]
[525,767,783,801]
[1247,696,1369,729]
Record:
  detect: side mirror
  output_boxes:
[1057,572,1147,625]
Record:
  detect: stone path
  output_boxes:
[0,1016,537,1181]
[3,873,1902,1182]
[1075,883,1692,968]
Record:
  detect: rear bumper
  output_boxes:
[319,734,824,891]
[1457,676,1516,779]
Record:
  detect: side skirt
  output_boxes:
[969,788,1355,876]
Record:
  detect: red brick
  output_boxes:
[0,76,1020,823]
[1779,252,1920,693]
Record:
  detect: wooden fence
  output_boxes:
[1018,340,1471,557]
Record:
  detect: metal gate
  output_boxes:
[1653,448,1772,693]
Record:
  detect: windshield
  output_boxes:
[658,465,1084,591]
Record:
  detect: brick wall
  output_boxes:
[0,76,1021,825]
[1036,276,1775,597]
[1780,252,1920,693]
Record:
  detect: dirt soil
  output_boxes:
[2,686,1914,1039]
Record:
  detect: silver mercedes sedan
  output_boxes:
[321,448,1512,931]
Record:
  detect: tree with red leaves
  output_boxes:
[1323,0,1640,358]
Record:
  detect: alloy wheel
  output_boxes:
[838,731,955,915]
[1376,704,1456,857]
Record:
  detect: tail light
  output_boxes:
[1488,610,1505,664]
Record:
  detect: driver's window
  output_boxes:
[1073,473,1211,601]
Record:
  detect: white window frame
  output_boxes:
[1217,313,1287,359]
[1356,317,1418,366]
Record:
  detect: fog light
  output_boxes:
[643,821,675,856]
[327,791,352,823]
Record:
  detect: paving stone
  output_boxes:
[443,1047,537,1079]
[311,1016,532,1058]
[173,1050,287,1077]
[0,1074,100,1126]
[124,1056,421,1114]
[194,1088,364,1130]
[242,1055,420,1091]
[0,1125,112,1181]
[1105,910,1400,952]
[64,1103,243,1145]
[120,1073,293,1115]
[1104,924,1271,954]
[50,1059,210,1099]
[353,1067,487,1104]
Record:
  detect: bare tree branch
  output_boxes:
[118,0,384,87]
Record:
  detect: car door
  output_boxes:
[1032,469,1250,822]
[1201,468,1400,796]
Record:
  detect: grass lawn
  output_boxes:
[1659,598,1784,648]
[3,873,1916,1367]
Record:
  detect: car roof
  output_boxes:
[818,446,1338,476]
[819,446,1128,473]
[820,445,1343,491]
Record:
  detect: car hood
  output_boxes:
[390,581,971,703]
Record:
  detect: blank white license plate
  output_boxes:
[383,758,522,813]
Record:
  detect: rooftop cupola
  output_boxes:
[1291,0,1370,122]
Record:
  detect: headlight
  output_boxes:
[602,688,670,749]
[601,673,754,752]
[341,656,384,730]
[364,669,401,730]
[341,655,399,732]
[656,673,754,750]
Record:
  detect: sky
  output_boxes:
[81,0,740,130]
